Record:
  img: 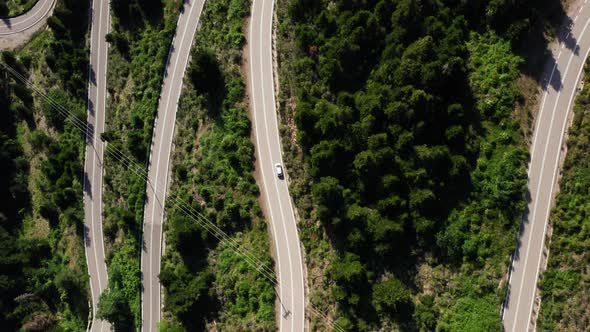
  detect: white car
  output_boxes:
[275,163,284,179]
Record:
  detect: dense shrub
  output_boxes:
[277,0,562,329]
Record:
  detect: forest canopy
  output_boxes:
[280,0,563,329]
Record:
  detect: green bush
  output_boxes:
[439,296,502,332]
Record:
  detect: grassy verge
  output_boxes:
[158,0,275,330]
[0,0,38,17]
[538,58,590,331]
[0,0,90,329]
[98,0,181,329]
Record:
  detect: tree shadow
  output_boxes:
[84,224,91,247]
[540,55,564,92]
[516,0,567,83]
[89,66,96,86]
[85,121,95,145]
[139,0,164,26]
[142,224,148,253]
[502,282,513,319]
[114,0,164,30]
[501,188,533,317]
[163,45,176,79]
[557,16,580,55]
[1,17,11,29]
[190,48,226,116]
[84,172,92,199]
[512,189,533,264]
[88,98,94,116]
[88,7,93,26]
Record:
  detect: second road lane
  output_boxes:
[140,0,205,330]
[249,0,306,331]
[503,1,590,330]
[83,0,110,331]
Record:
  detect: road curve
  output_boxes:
[503,2,590,331]
[249,0,306,331]
[140,1,205,331]
[83,0,110,331]
[0,0,55,49]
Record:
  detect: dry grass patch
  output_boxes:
[515,74,541,143]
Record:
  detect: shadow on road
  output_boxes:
[502,189,532,323]
[512,189,533,264]
[163,45,175,79]
[84,225,91,247]
[85,121,95,145]
[88,98,94,116]
[84,172,92,198]
[1,17,12,29]
[558,16,581,55]
[89,66,96,86]
[541,55,564,92]
[142,231,148,253]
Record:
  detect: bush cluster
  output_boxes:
[0,0,90,328]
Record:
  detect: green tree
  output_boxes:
[311,176,345,225]
[97,287,133,331]
[373,278,411,313]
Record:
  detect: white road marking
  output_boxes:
[511,46,575,332]
[525,19,590,330]
[92,0,105,297]
[84,0,110,330]
[528,56,559,171]
[143,0,203,330]
[255,1,289,330]
[510,17,590,332]
[267,0,306,326]
[504,27,563,317]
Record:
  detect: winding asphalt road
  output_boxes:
[503,1,590,330]
[1,0,109,330]
[140,0,205,330]
[0,0,55,49]
[83,0,110,331]
[249,0,306,331]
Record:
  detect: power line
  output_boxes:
[0,61,345,332]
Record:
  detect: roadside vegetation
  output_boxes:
[0,0,38,17]
[97,0,181,329]
[276,0,564,330]
[0,0,89,329]
[158,0,275,330]
[538,58,590,331]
